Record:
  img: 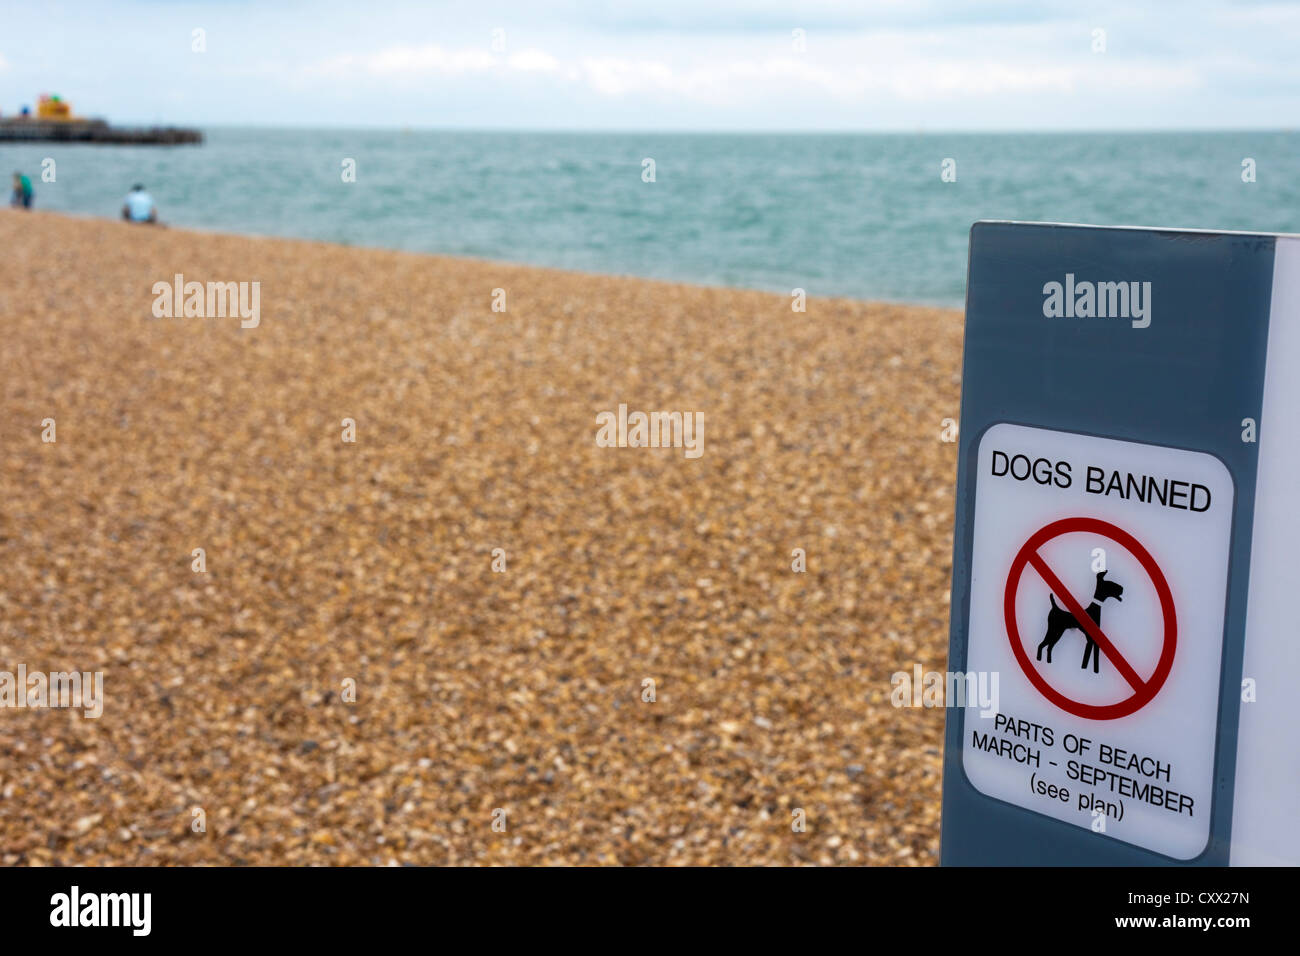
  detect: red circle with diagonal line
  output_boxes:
[1004,516,1176,720]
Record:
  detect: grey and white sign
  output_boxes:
[942,221,1299,866]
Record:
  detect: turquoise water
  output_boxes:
[6,129,1299,306]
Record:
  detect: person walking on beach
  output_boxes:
[10,171,33,209]
[122,183,158,224]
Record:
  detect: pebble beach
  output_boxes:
[0,209,963,865]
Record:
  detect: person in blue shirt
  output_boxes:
[10,172,33,209]
[122,183,158,223]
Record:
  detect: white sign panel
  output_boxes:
[1232,236,1300,865]
[961,423,1234,860]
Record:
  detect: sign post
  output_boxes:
[942,222,1300,865]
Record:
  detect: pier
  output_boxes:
[0,118,201,145]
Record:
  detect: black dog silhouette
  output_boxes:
[1035,570,1125,674]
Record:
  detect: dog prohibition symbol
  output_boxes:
[1036,570,1125,674]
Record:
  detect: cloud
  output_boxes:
[4,0,1295,128]
[310,45,496,76]
[303,38,1198,105]
[302,44,563,79]
[580,55,1197,102]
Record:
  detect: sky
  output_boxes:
[1,0,1297,130]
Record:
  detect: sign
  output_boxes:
[1003,515,1177,721]
[942,222,1300,866]
[963,425,1232,859]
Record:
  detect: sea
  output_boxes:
[6,129,1299,307]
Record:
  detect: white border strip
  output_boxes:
[1231,236,1300,865]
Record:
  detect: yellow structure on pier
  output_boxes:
[36,94,73,120]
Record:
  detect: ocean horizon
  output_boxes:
[7,128,1299,307]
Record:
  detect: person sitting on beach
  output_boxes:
[10,172,33,209]
[122,184,157,224]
